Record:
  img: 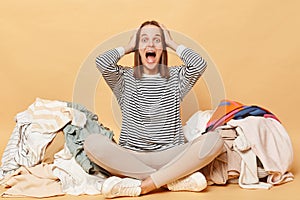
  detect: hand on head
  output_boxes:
[124,29,138,54]
[159,23,178,51]
[124,22,178,55]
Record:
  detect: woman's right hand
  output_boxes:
[124,30,138,54]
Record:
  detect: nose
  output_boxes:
[147,40,154,47]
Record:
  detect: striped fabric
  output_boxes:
[96,47,207,152]
[0,98,87,178]
[28,98,74,134]
[0,126,24,178]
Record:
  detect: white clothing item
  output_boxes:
[239,159,272,190]
[233,130,272,189]
[1,98,88,176]
[15,109,31,124]
[2,110,31,170]
[70,108,87,128]
[183,110,213,141]
[234,127,251,151]
[229,117,294,185]
[0,116,30,177]
[28,98,86,134]
[1,126,22,178]
[53,145,106,196]
[22,127,57,166]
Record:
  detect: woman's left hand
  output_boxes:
[160,24,178,51]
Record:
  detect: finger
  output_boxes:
[159,23,167,29]
[160,24,171,35]
[132,28,138,34]
[130,29,137,39]
[130,29,138,40]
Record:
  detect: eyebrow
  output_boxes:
[141,33,162,37]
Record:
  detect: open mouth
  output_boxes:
[146,52,156,58]
[145,51,156,64]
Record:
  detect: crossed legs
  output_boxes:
[84,131,224,195]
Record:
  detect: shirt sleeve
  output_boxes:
[177,46,207,100]
[95,48,125,100]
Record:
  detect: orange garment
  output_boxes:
[206,99,279,132]
[207,100,244,127]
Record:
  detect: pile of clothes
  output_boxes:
[0,98,294,198]
[183,99,294,189]
[0,98,114,197]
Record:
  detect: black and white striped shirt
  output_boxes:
[96,46,207,152]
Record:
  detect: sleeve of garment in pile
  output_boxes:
[0,126,22,179]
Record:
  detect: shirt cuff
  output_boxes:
[176,45,187,57]
[115,47,125,57]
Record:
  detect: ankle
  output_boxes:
[141,177,157,194]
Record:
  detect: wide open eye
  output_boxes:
[141,37,148,43]
[154,38,161,43]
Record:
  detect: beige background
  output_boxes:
[0,0,299,199]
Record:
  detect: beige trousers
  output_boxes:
[84,131,224,188]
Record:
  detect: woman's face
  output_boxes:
[138,25,163,75]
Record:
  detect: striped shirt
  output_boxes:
[96,46,207,152]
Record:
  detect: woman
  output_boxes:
[84,21,224,198]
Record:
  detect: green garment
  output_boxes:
[63,102,114,176]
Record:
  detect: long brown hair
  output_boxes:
[133,20,170,79]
